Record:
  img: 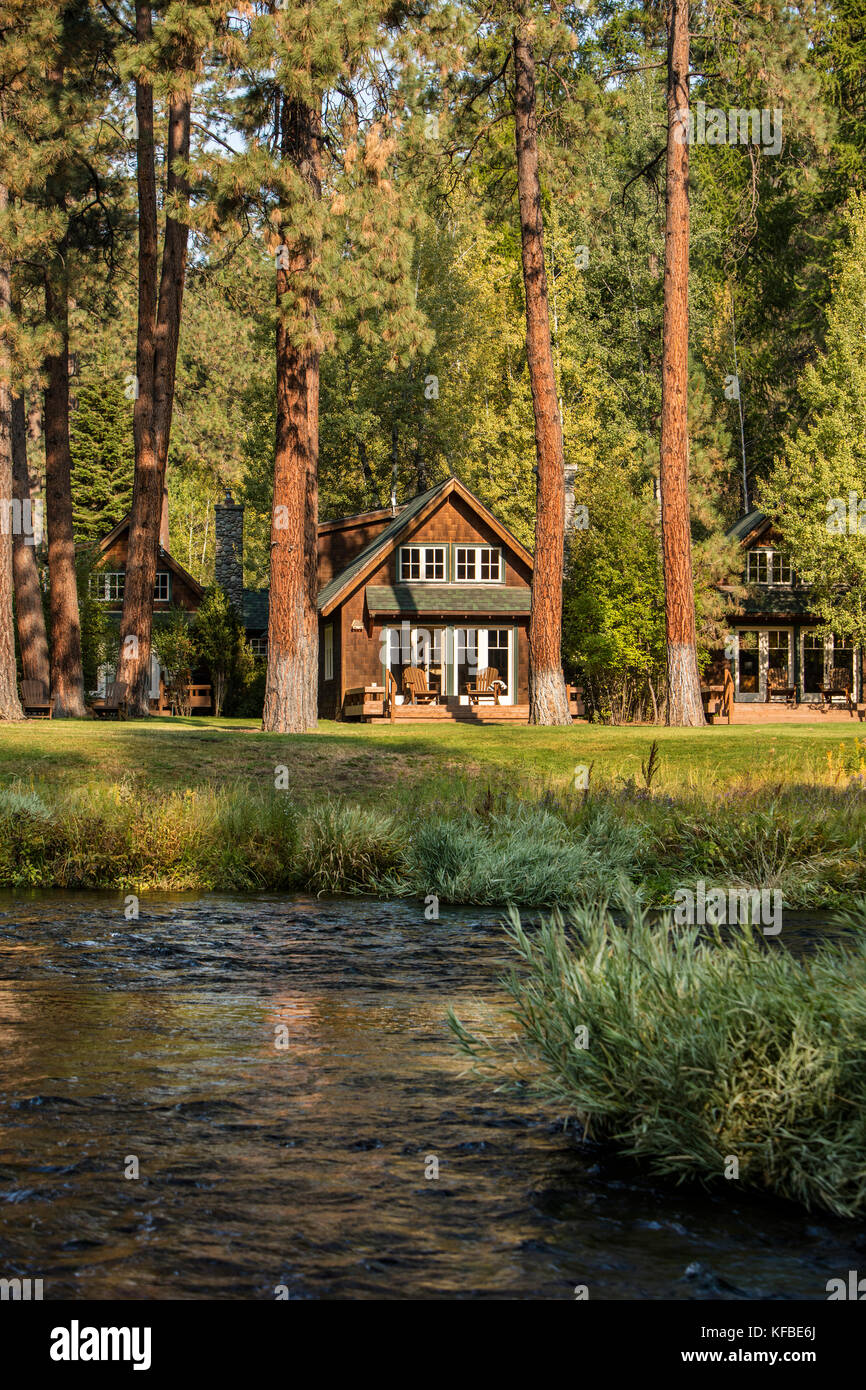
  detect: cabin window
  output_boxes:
[399,546,446,581]
[92,571,171,602]
[249,637,268,657]
[92,572,125,602]
[455,546,502,582]
[324,624,334,681]
[746,549,791,585]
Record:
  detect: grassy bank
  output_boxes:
[450,901,866,1218]
[0,719,864,902]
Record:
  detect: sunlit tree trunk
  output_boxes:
[0,188,22,719]
[513,20,571,726]
[44,257,86,717]
[660,0,704,725]
[262,94,321,734]
[117,2,191,716]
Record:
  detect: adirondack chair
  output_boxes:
[401,666,440,705]
[766,667,797,706]
[465,666,506,705]
[91,680,129,719]
[20,679,52,718]
[820,668,854,713]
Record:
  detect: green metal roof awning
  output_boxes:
[365,584,531,616]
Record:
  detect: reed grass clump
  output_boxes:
[450,898,866,1217]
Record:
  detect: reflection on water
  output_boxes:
[0,892,859,1300]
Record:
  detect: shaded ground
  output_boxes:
[3,716,864,803]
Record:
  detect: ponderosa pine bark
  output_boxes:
[117,4,192,716]
[262,94,321,734]
[660,0,704,726]
[513,21,571,726]
[0,189,22,719]
[43,257,86,717]
[11,394,49,689]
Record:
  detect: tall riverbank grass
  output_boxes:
[0,775,863,905]
[450,900,866,1218]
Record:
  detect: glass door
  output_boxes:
[736,630,761,701]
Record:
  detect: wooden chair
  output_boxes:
[820,668,854,714]
[91,680,128,719]
[766,667,797,706]
[20,679,52,718]
[465,666,506,705]
[401,666,440,705]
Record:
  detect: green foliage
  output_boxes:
[190,585,252,717]
[762,194,866,644]
[76,558,117,694]
[451,899,866,1217]
[70,381,134,549]
[152,609,198,715]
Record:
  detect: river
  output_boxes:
[0,893,858,1300]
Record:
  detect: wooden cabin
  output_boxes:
[94,477,537,721]
[234,477,534,721]
[708,509,864,710]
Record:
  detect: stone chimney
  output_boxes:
[214,491,244,613]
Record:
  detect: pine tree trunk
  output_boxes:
[44,261,86,717]
[512,22,571,726]
[0,203,23,719]
[117,13,191,717]
[11,395,49,688]
[116,4,159,716]
[661,0,704,726]
[262,95,321,734]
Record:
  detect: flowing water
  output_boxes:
[0,892,860,1300]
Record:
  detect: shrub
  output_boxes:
[451,899,866,1217]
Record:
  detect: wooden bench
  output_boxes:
[343,685,385,720]
[186,684,212,712]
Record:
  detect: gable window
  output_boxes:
[249,637,268,657]
[746,549,791,585]
[399,545,446,581]
[92,572,125,602]
[455,546,502,582]
[92,571,171,602]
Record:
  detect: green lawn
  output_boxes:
[2,715,864,801]
[1,718,864,901]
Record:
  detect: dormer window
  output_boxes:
[746,549,791,585]
[456,546,502,582]
[399,546,445,581]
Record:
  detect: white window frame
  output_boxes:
[746,548,791,586]
[323,624,334,681]
[398,545,447,582]
[454,545,503,583]
[249,636,268,657]
[154,570,171,601]
[92,571,125,602]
